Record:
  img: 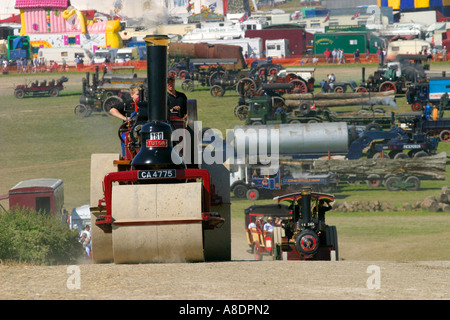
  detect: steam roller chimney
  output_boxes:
[131,34,185,170]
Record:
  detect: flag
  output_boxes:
[239,12,249,23]
[351,11,360,20]
[323,12,330,23]
[209,2,217,11]
[291,11,303,20]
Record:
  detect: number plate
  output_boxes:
[149,132,164,140]
[138,169,176,179]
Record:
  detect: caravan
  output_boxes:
[266,39,290,58]
[387,39,431,61]
[38,47,92,66]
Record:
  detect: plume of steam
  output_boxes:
[71,0,169,26]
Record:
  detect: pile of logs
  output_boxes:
[284,90,397,109]
[311,152,447,181]
[332,186,450,213]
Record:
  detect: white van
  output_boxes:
[115,47,140,63]
[38,47,92,66]
[93,48,118,63]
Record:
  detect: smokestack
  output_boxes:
[144,34,170,122]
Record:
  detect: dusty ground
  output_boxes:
[1,66,449,301]
[1,218,449,300]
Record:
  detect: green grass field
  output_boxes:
[1,64,449,260]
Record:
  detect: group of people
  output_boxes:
[1,56,67,74]
[109,76,188,156]
[323,48,347,64]
[376,47,387,65]
[248,216,282,233]
[320,73,336,93]
[109,76,187,122]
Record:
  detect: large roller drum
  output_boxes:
[232,122,349,156]
[111,183,204,263]
[90,153,118,263]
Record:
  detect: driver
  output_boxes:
[109,86,141,121]
[167,76,187,120]
[109,86,142,156]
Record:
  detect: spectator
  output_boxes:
[80,225,91,239]
[16,58,23,73]
[377,47,383,65]
[61,58,67,71]
[366,48,370,61]
[321,79,330,93]
[354,49,360,63]
[324,48,331,63]
[332,48,337,63]
[328,73,336,91]
[263,217,274,233]
[339,49,345,64]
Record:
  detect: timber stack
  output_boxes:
[310,152,447,180]
[284,90,396,108]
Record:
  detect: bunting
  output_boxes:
[351,11,361,20]
[239,12,249,23]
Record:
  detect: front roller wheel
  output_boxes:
[326,226,339,261]
[111,183,205,263]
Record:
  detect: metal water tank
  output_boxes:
[232,122,349,156]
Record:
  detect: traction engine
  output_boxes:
[89,35,231,264]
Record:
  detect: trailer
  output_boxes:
[312,152,446,191]
[402,112,450,142]
[0,178,64,216]
[245,27,310,57]
[237,94,395,130]
[230,122,442,195]
[231,160,338,200]
[313,30,383,56]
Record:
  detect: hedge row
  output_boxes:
[0,208,83,265]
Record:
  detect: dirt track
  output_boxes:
[1,218,449,300]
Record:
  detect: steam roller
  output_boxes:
[89,35,231,263]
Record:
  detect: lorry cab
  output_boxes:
[115,47,140,63]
